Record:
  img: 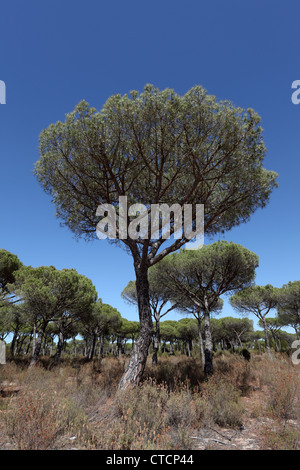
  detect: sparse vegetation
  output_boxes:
[0,352,299,450]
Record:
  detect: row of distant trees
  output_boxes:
[1,245,299,371]
[2,315,293,363]
[122,241,300,372]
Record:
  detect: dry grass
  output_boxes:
[0,352,299,450]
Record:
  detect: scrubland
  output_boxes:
[0,352,299,450]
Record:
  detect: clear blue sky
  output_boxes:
[1,1,299,332]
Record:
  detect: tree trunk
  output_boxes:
[26,335,32,355]
[29,322,47,367]
[89,333,97,360]
[32,323,37,358]
[99,334,104,356]
[10,329,19,357]
[204,307,213,375]
[117,336,123,358]
[197,315,205,368]
[262,318,271,355]
[152,319,160,366]
[187,340,191,357]
[54,331,64,363]
[50,338,54,356]
[73,336,77,357]
[118,265,153,390]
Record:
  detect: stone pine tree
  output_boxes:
[80,300,122,359]
[0,249,23,307]
[276,281,300,339]
[175,298,223,368]
[152,241,258,374]
[12,266,97,366]
[230,284,278,355]
[34,84,277,389]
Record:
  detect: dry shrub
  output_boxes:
[166,389,194,428]
[106,380,171,450]
[214,354,255,396]
[196,373,244,429]
[143,356,204,391]
[97,379,197,450]
[69,357,125,409]
[96,357,125,395]
[261,423,300,450]
[5,390,66,449]
[253,354,300,420]
[267,370,300,420]
[3,361,101,449]
[5,386,94,450]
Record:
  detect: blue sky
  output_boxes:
[0,1,299,332]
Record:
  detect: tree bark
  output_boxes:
[197,315,205,368]
[10,328,19,357]
[54,331,64,363]
[204,306,213,375]
[152,318,160,366]
[32,323,37,358]
[262,317,271,355]
[73,336,77,357]
[99,334,104,356]
[117,336,123,357]
[89,333,97,360]
[29,321,47,367]
[118,265,153,390]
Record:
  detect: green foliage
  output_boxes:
[91,301,122,336]
[177,318,198,342]
[230,284,278,318]
[33,83,278,385]
[216,317,254,348]
[0,249,23,306]
[154,241,259,313]
[277,281,300,335]
[35,83,277,257]
[12,265,97,325]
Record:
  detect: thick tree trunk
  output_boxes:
[118,265,153,390]
[204,307,213,375]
